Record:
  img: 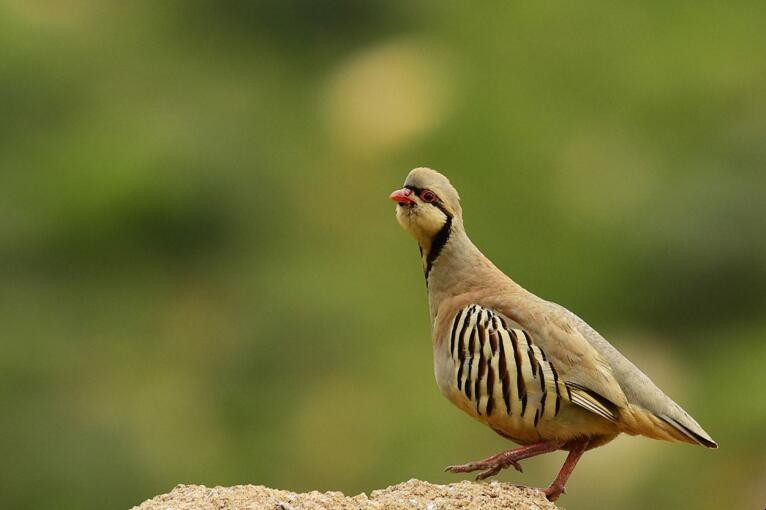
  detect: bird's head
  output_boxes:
[390,167,461,248]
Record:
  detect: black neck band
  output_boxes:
[424,203,453,282]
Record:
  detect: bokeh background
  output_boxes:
[1,1,765,509]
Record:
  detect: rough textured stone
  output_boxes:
[131,479,559,510]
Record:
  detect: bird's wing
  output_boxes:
[562,305,718,448]
[501,297,717,448]
[487,299,630,420]
[444,302,626,425]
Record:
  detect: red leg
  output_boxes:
[543,438,589,501]
[445,440,565,480]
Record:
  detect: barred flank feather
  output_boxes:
[448,304,623,428]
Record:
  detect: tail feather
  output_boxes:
[620,405,718,449]
[659,414,718,449]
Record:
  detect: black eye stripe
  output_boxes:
[405,185,443,206]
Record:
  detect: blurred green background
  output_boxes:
[1,1,764,509]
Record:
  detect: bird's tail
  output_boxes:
[620,403,718,448]
[657,412,718,448]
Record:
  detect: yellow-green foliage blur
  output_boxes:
[1,2,764,509]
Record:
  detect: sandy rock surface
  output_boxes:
[131,479,558,510]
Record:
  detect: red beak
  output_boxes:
[390,188,414,205]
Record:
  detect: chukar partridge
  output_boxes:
[390,167,716,501]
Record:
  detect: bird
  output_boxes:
[389,167,717,501]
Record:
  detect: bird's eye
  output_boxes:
[420,190,437,203]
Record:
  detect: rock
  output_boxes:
[131,479,559,510]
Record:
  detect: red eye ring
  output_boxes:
[420,190,437,203]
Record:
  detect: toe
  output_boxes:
[543,486,564,502]
[475,466,502,480]
[445,463,481,473]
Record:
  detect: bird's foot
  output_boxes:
[445,452,523,480]
[543,483,567,502]
[444,440,563,481]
